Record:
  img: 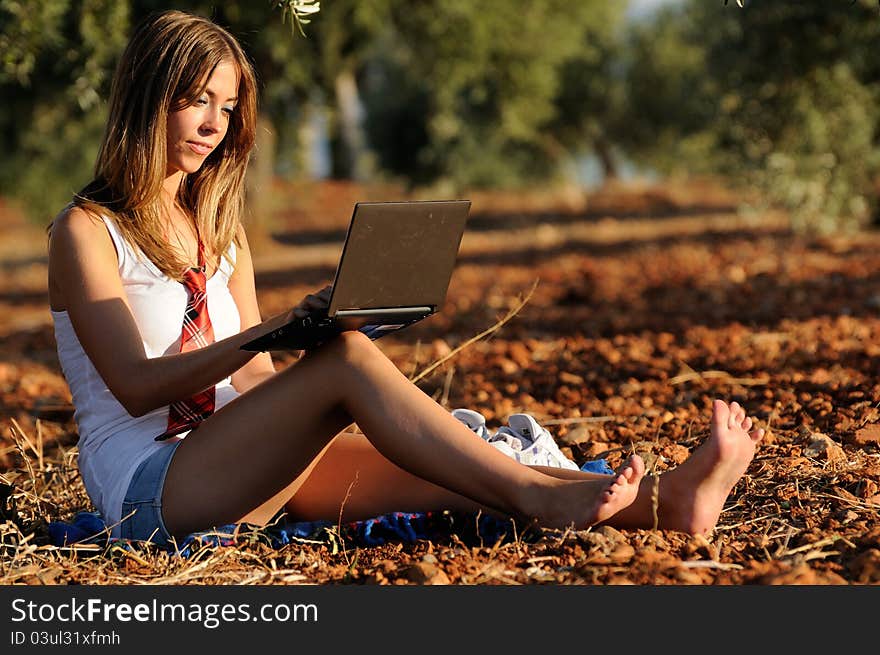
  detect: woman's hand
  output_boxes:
[292,284,332,319]
[252,284,333,335]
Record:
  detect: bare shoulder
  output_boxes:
[48,205,118,311]
[234,221,252,249]
[49,205,107,245]
[49,204,119,266]
[230,222,255,271]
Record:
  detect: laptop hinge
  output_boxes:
[334,306,433,318]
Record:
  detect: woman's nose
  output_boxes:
[200,107,223,133]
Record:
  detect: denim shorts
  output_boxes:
[119,441,181,548]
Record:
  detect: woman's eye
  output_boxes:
[222,106,234,115]
[195,97,208,106]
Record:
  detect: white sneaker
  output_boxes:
[451,408,492,440]
[451,408,579,470]
[498,414,580,471]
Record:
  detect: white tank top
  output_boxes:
[51,215,242,536]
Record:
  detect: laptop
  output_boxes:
[240,199,471,352]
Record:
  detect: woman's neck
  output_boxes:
[162,171,186,201]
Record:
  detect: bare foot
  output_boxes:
[536,454,646,529]
[656,399,764,535]
[593,455,647,525]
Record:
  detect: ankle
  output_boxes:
[512,477,562,525]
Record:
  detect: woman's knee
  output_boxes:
[307,329,380,367]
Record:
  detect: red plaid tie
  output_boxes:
[155,252,215,441]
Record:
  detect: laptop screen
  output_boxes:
[327,200,471,317]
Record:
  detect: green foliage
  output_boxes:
[0,0,69,85]
[0,0,130,222]
[1,0,626,219]
[11,0,879,235]
[727,63,878,234]
[273,0,321,37]
[620,0,880,233]
[363,0,623,190]
[0,0,321,223]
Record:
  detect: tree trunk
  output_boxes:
[332,68,369,181]
[296,95,330,180]
[593,135,619,182]
[244,112,277,252]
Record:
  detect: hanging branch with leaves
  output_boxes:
[271,0,321,37]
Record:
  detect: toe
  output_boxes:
[712,399,730,428]
[629,454,646,479]
[727,403,740,430]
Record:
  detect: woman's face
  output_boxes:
[165,61,239,177]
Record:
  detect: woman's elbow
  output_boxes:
[116,393,151,418]
[110,383,155,418]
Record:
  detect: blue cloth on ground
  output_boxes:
[47,509,527,557]
[47,458,613,557]
[580,459,614,475]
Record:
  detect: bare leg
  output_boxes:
[160,332,645,538]
[267,397,756,535]
[273,432,643,526]
[606,399,764,535]
[279,432,484,522]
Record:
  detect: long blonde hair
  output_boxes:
[74,10,258,280]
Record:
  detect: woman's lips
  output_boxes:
[187,141,213,155]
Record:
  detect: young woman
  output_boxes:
[47,10,764,548]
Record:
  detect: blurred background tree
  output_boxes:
[362,0,624,193]
[620,0,880,232]
[2,0,879,234]
[0,0,129,223]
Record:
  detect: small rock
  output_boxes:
[847,549,880,584]
[584,441,611,458]
[664,443,690,465]
[850,424,880,446]
[725,264,747,284]
[859,529,880,549]
[497,358,519,375]
[856,479,878,500]
[576,530,609,550]
[759,563,819,585]
[674,568,705,585]
[559,425,591,446]
[803,433,846,463]
[403,562,450,585]
[609,544,635,564]
[431,338,452,358]
[684,534,717,560]
[508,341,532,368]
[643,533,667,549]
[594,525,625,544]
[559,371,585,386]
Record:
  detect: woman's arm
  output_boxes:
[49,208,277,416]
[227,225,278,393]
